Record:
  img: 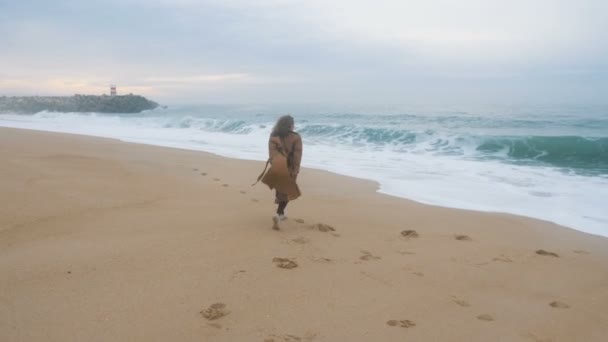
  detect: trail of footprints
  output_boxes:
[193,167,576,335]
[396,228,571,326]
[193,167,261,202]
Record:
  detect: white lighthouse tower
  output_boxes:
[110,84,117,96]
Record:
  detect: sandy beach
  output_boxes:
[1,127,607,342]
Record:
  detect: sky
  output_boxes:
[1,0,607,106]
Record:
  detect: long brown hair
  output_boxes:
[271,115,294,137]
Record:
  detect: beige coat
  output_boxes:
[261,132,302,200]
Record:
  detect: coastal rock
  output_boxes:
[0,94,158,114]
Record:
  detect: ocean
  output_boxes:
[1,104,607,237]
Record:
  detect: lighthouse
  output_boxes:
[110,84,117,96]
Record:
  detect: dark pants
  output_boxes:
[275,191,288,215]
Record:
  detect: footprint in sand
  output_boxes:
[309,256,332,263]
[573,250,589,255]
[294,218,305,224]
[201,172,207,176]
[451,296,470,307]
[549,301,570,309]
[386,320,416,328]
[213,178,221,182]
[536,249,559,257]
[477,314,494,321]
[523,333,553,342]
[310,223,335,232]
[359,250,381,261]
[398,250,416,255]
[455,234,472,241]
[493,255,513,263]
[239,190,247,194]
[228,270,247,281]
[251,198,259,202]
[221,184,229,187]
[273,257,298,269]
[200,303,230,320]
[401,230,419,238]
[265,332,317,342]
[412,271,424,277]
[192,168,199,171]
[290,237,309,244]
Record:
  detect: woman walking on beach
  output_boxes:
[261,115,303,230]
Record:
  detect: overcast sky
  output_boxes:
[1,0,607,106]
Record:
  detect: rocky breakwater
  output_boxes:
[0,94,159,114]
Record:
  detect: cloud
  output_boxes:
[143,73,252,84]
[1,0,607,105]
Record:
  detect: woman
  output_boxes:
[261,115,303,230]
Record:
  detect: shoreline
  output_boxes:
[2,127,608,341]
[0,124,602,238]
